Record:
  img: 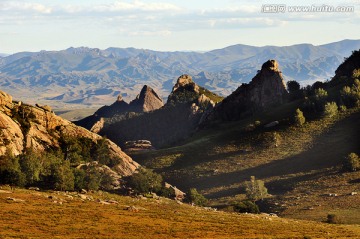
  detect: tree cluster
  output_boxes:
[0,136,118,191]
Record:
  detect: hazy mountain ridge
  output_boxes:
[0,40,359,108]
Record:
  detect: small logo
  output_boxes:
[261,4,286,13]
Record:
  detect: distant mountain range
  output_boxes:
[0,39,359,108]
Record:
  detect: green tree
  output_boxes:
[53,160,74,191]
[60,135,84,165]
[294,108,306,126]
[287,80,300,93]
[186,188,208,206]
[0,150,25,187]
[324,102,338,118]
[93,138,112,166]
[84,165,102,191]
[73,168,87,191]
[244,176,268,202]
[343,153,360,172]
[19,149,43,185]
[127,168,163,194]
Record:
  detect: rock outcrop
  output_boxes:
[0,90,139,176]
[90,117,105,134]
[171,74,200,94]
[129,85,164,112]
[124,140,154,152]
[0,90,13,114]
[0,111,24,155]
[76,85,163,131]
[204,60,288,122]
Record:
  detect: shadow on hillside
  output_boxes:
[170,112,360,198]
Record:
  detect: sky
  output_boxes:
[0,0,359,54]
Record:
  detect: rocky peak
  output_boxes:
[130,85,164,112]
[116,94,123,102]
[261,59,280,72]
[203,59,288,122]
[167,75,201,105]
[76,86,163,131]
[249,59,287,108]
[172,74,199,93]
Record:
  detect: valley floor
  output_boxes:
[1,187,360,239]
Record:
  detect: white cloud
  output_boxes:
[0,2,52,14]
[129,30,172,36]
[60,0,182,14]
[208,17,286,29]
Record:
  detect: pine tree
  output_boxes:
[244,176,268,202]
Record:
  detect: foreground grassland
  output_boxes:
[1,187,360,239]
[131,107,360,223]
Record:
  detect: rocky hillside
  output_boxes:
[76,85,164,132]
[0,90,139,176]
[331,49,360,85]
[97,75,223,148]
[203,59,288,122]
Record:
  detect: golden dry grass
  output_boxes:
[1,187,360,239]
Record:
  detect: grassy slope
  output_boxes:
[130,105,360,223]
[55,108,98,121]
[1,187,360,239]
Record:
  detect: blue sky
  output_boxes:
[0,0,359,53]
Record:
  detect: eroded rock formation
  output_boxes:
[0,90,139,176]
[204,59,288,122]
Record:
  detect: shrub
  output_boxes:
[314,88,328,100]
[186,188,208,206]
[339,105,347,112]
[159,187,176,198]
[341,79,360,108]
[233,200,260,214]
[327,214,340,224]
[244,176,268,202]
[324,102,338,118]
[294,108,305,126]
[343,153,360,172]
[126,168,163,194]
